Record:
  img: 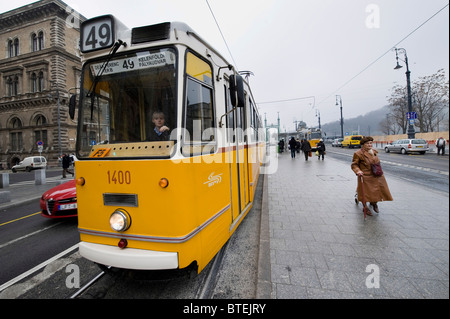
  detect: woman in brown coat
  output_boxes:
[351,136,393,215]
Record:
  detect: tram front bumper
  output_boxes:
[79,242,179,270]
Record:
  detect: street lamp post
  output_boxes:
[394,47,415,139]
[335,95,344,138]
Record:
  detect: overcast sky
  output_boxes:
[2,0,449,132]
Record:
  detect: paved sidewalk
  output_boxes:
[267,152,449,299]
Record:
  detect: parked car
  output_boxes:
[384,138,429,155]
[341,135,363,148]
[332,138,344,147]
[12,156,47,173]
[40,180,77,218]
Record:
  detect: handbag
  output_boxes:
[315,151,319,156]
[371,163,383,176]
[309,151,312,157]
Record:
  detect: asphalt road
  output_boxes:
[326,146,449,193]
[0,200,79,287]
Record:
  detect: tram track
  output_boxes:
[69,242,229,299]
[68,266,110,299]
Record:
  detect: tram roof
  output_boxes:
[80,15,232,68]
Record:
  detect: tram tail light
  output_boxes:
[118,239,128,249]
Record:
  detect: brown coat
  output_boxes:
[351,149,393,203]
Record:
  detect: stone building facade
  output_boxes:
[0,0,86,169]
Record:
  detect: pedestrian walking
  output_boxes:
[289,137,297,159]
[278,139,285,153]
[316,139,326,160]
[62,153,74,178]
[435,137,446,155]
[301,139,311,161]
[296,138,301,154]
[351,136,393,215]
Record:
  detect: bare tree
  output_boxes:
[386,85,408,133]
[387,69,449,133]
[412,69,449,132]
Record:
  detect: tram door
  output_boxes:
[226,84,249,222]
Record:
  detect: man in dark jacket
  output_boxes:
[289,137,297,158]
[62,153,74,178]
[301,139,311,161]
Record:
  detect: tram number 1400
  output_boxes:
[107,170,131,185]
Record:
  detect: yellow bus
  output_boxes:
[70,15,265,273]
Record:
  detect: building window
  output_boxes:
[7,38,19,57]
[32,32,44,52]
[30,72,44,93]
[38,72,44,91]
[31,73,37,92]
[38,32,44,50]
[10,132,23,151]
[13,76,19,96]
[14,38,19,56]
[9,117,23,151]
[6,76,19,96]
[34,114,48,148]
[8,40,13,57]
[6,77,13,96]
[10,117,22,129]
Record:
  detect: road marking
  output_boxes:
[0,222,62,250]
[0,243,79,294]
[0,212,41,227]
[327,150,449,176]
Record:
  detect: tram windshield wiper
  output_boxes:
[86,40,126,120]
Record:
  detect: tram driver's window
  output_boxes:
[184,52,215,154]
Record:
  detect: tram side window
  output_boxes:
[183,52,215,155]
[185,78,214,141]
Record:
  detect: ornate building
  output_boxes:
[0,0,85,169]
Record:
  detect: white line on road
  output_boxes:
[0,243,79,294]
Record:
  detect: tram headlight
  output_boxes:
[109,209,131,232]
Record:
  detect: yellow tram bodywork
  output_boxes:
[77,145,262,273]
[75,16,265,273]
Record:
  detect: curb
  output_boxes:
[256,172,272,299]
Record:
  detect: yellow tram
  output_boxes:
[71,15,265,273]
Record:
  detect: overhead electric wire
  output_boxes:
[316,2,449,106]
[206,0,239,70]
[258,3,449,106]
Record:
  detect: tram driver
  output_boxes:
[148,111,170,141]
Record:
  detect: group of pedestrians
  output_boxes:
[279,135,393,218]
[282,137,327,161]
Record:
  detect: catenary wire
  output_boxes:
[206,0,239,70]
[258,3,449,106]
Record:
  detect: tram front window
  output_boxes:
[77,47,177,158]
[310,132,322,140]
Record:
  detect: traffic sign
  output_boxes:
[37,140,43,146]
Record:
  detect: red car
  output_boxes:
[40,180,77,218]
